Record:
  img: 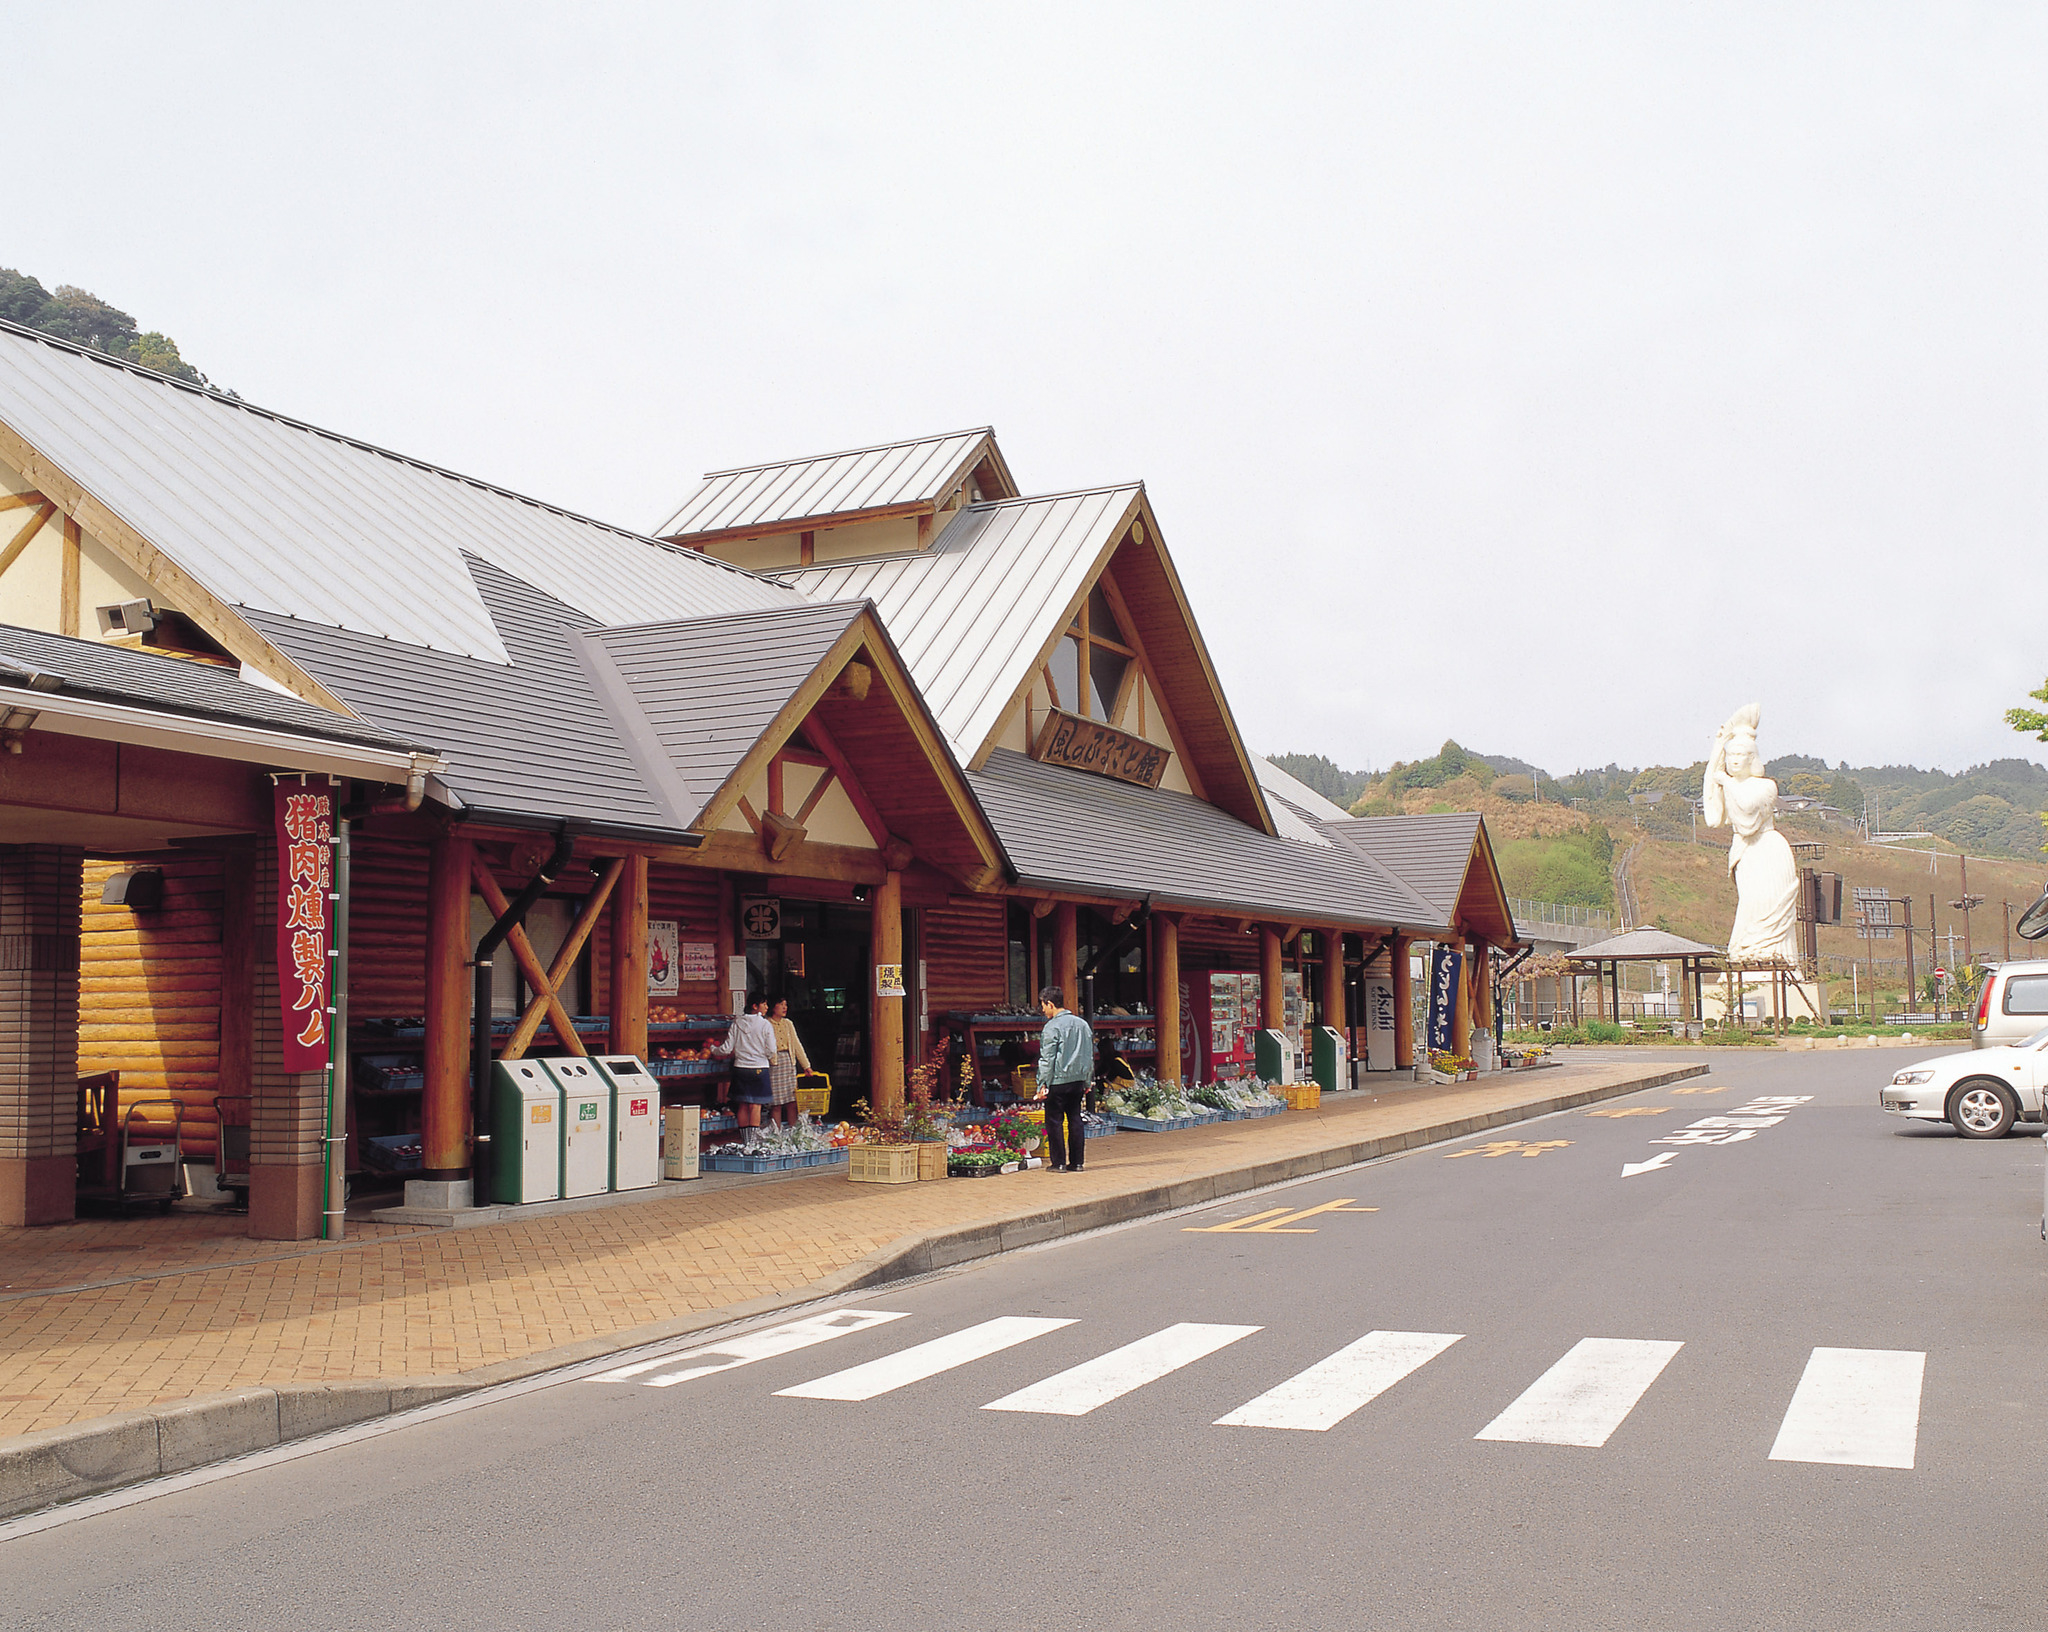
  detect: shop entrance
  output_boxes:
[743,897,871,1119]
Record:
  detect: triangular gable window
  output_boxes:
[1052,583,1137,723]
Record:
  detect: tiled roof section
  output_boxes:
[1329,814,1486,924]
[654,427,1012,538]
[1571,926,1722,960]
[0,622,428,750]
[246,559,665,830]
[0,319,798,667]
[967,749,1442,929]
[586,601,870,818]
[784,486,1139,758]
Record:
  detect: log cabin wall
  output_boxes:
[1174,917,1263,971]
[80,854,224,1161]
[348,835,431,1020]
[595,861,726,1017]
[920,897,1007,1037]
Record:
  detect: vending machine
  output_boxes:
[1183,971,1264,1081]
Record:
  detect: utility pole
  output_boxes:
[2002,900,2012,963]
[1950,854,1983,967]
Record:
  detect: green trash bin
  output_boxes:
[1253,1028,1295,1087]
[1311,1025,1347,1093]
[492,1059,562,1205]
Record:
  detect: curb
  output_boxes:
[0,1061,1704,1519]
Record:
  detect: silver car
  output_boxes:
[1972,959,2048,1049]
[1881,1026,2048,1138]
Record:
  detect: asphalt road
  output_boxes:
[8,1049,2047,1631]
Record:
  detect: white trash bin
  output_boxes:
[541,1058,611,1198]
[593,1055,661,1191]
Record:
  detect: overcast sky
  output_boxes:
[14,3,2047,778]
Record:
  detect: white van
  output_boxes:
[1973,960,2048,1049]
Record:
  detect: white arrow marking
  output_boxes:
[1621,1152,1679,1177]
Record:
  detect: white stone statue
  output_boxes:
[1703,703,1801,965]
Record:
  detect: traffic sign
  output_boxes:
[1933,966,1947,979]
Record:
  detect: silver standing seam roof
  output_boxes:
[0,319,798,667]
[654,427,1012,538]
[783,485,1141,761]
[969,749,1443,931]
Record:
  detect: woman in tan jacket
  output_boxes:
[768,998,812,1127]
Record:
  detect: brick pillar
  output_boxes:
[247,831,326,1240]
[0,845,83,1225]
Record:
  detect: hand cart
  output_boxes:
[76,1097,184,1214]
[214,1094,253,1212]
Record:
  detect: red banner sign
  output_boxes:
[273,781,334,1073]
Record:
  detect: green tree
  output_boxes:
[0,267,215,388]
[2009,678,2048,741]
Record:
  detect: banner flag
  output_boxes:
[273,780,334,1073]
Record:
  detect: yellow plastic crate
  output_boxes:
[916,1141,949,1181]
[848,1143,920,1184]
[795,1086,832,1116]
[1281,1083,1321,1111]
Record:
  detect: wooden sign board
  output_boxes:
[1030,708,1169,789]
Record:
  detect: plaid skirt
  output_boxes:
[769,1050,798,1105]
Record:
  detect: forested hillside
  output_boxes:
[0,268,221,389]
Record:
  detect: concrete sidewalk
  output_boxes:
[0,1056,1707,1516]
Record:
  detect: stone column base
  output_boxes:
[0,1156,76,1226]
[404,1177,472,1211]
[248,1164,324,1240]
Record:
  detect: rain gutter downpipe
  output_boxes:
[470,825,576,1204]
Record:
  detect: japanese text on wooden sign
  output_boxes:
[272,780,333,1072]
[875,963,905,998]
[1029,708,1168,788]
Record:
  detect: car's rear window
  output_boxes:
[2003,974,2048,1016]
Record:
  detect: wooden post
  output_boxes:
[1053,902,1078,1005]
[1451,940,1473,1061]
[716,874,738,1015]
[870,869,904,1117]
[423,833,474,1177]
[1391,934,1414,1072]
[609,853,650,1060]
[1155,913,1182,1085]
[1260,925,1284,1029]
[1319,930,1345,1039]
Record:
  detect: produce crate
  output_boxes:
[361,1133,423,1172]
[356,1054,423,1092]
[1280,1083,1321,1111]
[848,1144,920,1185]
[1219,1103,1285,1121]
[947,1159,1021,1178]
[648,1059,723,1079]
[1111,1113,1199,1133]
[701,1150,801,1174]
[915,1142,949,1181]
[795,1086,832,1117]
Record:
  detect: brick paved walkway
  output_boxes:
[0,1061,1688,1439]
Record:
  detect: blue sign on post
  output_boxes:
[1428,947,1462,1053]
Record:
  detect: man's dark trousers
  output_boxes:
[1044,1083,1086,1169]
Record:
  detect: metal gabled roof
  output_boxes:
[968,749,1441,930]
[1570,926,1722,962]
[0,622,431,752]
[654,427,1013,539]
[0,319,797,669]
[1252,755,1356,823]
[782,484,1141,760]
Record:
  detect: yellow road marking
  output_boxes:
[1669,1085,1728,1096]
[1443,1140,1573,1159]
[1585,1106,1667,1118]
[1185,1199,1380,1234]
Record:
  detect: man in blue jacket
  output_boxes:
[1036,986,1093,1172]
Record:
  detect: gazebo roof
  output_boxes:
[1568,926,1722,963]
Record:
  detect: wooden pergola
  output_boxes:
[1566,927,1723,1031]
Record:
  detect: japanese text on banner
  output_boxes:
[273,782,334,1072]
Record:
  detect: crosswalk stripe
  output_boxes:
[981,1322,1262,1416]
[1215,1329,1464,1431]
[585,1310,913,1387]
[1474,1337,1684,1447]
[776,1316,1076,1401]
[1768,1347,1925,1469]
